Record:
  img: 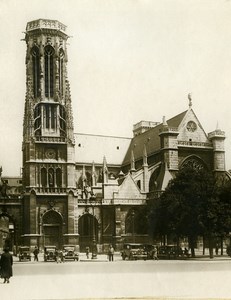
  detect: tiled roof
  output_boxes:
[75,133,131,165]
[122,110,188,166]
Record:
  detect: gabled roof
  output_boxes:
[167,110,188,128]
[122,110,188,166]
[114,173,145,199]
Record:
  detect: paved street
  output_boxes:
[1,253,231,300]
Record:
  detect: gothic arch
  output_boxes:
[78,212,99,251]
[149,165,161,192]
[42,209,63,248]
[180,155,208,171]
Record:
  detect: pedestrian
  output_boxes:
[153,246,158,260]
[215,244,219,255]
[0,247,13,283]
[56,250,64,263]
[108,245,114,262]
[33,246,39,261]
[86,246,90,259]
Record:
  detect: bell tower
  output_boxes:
[22,19,77,248]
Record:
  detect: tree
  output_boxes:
[148,166,231,258]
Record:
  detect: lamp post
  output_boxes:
[90,193,97,259]
[131,209,135,243]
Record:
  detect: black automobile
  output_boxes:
[63,245,79,261]
[158,245,183,259]
[121,243,148,260]
[18,246,31,262]
[44,246,57,262]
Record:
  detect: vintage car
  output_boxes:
[121,243,148,260]
[63,245,79,261]
[18,246,31,261]
[158,245,183,259]
[44,246,57,262]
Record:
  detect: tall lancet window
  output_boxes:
[59,49,65,96]
[44,45,54,98]
[32,46,40,98]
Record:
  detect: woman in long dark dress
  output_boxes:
[0,247,13,283]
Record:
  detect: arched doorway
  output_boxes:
[78,213,98,252]
[42,210,63,249]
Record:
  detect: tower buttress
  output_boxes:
[208,128,226,172]
[159,116,179,171]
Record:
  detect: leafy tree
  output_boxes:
[149,166,231,258]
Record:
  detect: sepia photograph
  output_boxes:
[1,0,231,299]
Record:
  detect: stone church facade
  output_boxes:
[0,19,228,252]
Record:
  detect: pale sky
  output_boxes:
[0,0,231,176]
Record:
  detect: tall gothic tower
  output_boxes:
[22,19,77,248]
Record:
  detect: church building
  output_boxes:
[0,19,228,253]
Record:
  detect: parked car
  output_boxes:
[18,246,31,261]
[121,243,148,260]
[44,246,57,262]
[158,245,183,259]
[63,245,79,261]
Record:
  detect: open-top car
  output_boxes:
[63,245,79,261]
[121,243,148,260]
[44,246,57,262]
[18,246,31,261]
